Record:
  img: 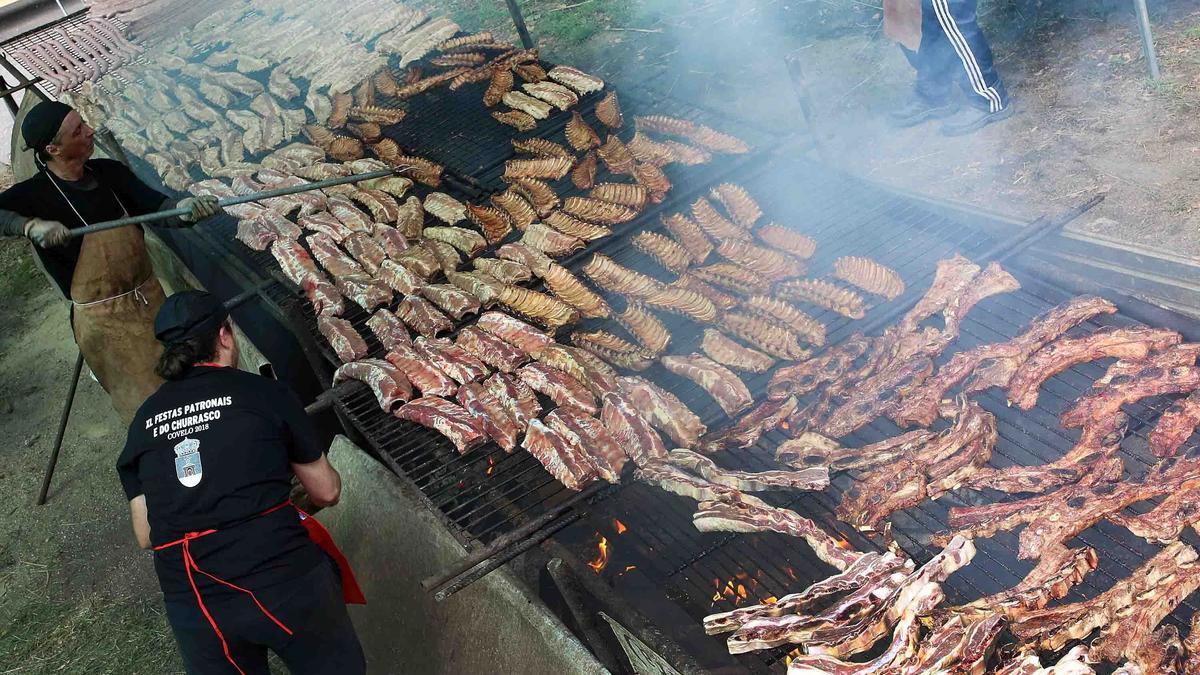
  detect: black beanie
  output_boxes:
[21,101,73,157]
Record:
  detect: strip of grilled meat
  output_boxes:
[1149,389,1200,458]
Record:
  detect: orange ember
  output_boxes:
[613,518,627,534]
[780,421,792,431]
[785,649,802,666]
[587,535,610,574]
[834,537,852,550]
[762,596,778,605]
[486,456,496,476]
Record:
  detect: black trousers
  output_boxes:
[903,0,1008,112]
[165,557,365,675]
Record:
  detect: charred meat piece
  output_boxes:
[466,204,514,245]
[691,263,771,295]
[601,391,667,466]
[777,428,938,472]
[820,355,936,438]
[333,359,413,411]
[582,253,663,297]
[456,382,521,452]
[836,399,996,531]
[617,375,706,448]
[594,91,623,128]
[522,419,599,490]
[661,354,753,416]
[565,111,601,151]
[570,150,598,190]
[1061,365,1200,430]
[949,545,1098,622]
[633,231,691,275]
[1109,481,1200,543]
[397,296,453,338]
[474,258,531,285]
[492,109,537,131]
[899,254,981,332]
[413,337,490,384]
[518,361,597,413]
[544,211,611,241]
[699,396,799,453]
[512,136,571,159]
[541,262,611,319]
[492,190,538,231]
[396,396,488,454]
[743,296,825,346]
[1150,390,1200,458]
[941,262,1020,336]
[570,330,654,371]
[1008,326,1181,410]
[668,449,828,491]
[547,406,626,481]
[521,222,585,257]
[477,311,553,357]
[767,333,871,399]
[701,329,776,374]
[691,196,749,242]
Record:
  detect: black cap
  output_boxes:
[154,290,229,346]
[21,101,73,156]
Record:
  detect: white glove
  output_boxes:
[24,218,70,247]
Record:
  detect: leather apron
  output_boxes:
[67,191,166,425]
[884,0,923,51]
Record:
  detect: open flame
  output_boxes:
[780,420,792,431]
[711,574,755,606]
[587,535,610,574]
[762,595,778,605]
[486,456,496,476]
[612,518,627,534]
[784,649,802,666]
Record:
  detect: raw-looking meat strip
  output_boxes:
[366,309,411,351]
[547,406,624,482]
[1007,326,1181,410]
[777,429,938,472]
[342,232,388,274]
[332,359,412,411]
[334,274,392,312]
[485,372,541,431]
[703,551,910,635]
[395,396,488,454]
[455,326,528,373]
[413,337,490,384]
[693,498,866,573]
[456,382,520,452]
[661,354,753,416]
[518,362,596,413]
[522,419,597,490]
[270,239,322,287]
[420,283,482,320]
[635,460,756,504]
[666,449,828,491]
[385,347,458,397]
[948,544,1098,622]
[318,316,368,363]
[601,391,667,466]
[304,279,344,317]
[397,296,453,338]
[616,375,706,448]
[376,259,424,295]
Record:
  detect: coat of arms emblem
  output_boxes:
[174,438,203,487]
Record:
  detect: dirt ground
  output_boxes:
[2,1,1198,673]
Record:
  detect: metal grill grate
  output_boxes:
[1,12,138,96]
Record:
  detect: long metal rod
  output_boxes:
[420,481,607,593]
[65,168,405,239]
[1133,0,1161,80]
[504,0,535,49]
[36,351,84,505]
[433,513,581,602]
[0,75,43,99]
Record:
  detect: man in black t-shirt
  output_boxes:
[117,291,365,675]
[0,101,224,423]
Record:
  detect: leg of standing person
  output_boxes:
[930,0,1014,135]
[262,558,367,675]
[164,599,272,675]
[890,1,962,127]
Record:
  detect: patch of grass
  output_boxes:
[1184,24,1200,40]
[527,0,636,47]
[0,242,46,300]
[0,592,181,674]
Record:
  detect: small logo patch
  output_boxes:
[174,438,203,488]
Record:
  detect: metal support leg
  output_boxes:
[36,351,85,505]
[505,0,535,49]
[0,75,17,116]
[784,51,830,163]
[1133,0,1161,79]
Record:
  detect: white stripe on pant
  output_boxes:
[930,0,1003,112]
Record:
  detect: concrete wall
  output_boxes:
[317,437,608,675]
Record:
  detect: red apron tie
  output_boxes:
[154,500,303,675]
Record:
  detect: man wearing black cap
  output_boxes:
[118,291,366,675]
[0,100,225,423]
